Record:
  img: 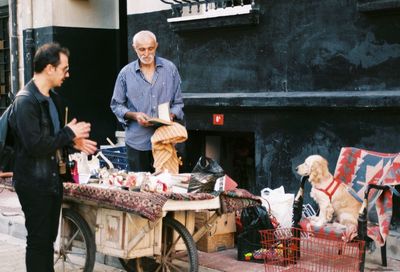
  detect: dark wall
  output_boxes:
[127,1,400,218]
[23,27,120,145]
[128,0,400,93]
[184,107,400,203]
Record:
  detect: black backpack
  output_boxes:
[0,90,30,171]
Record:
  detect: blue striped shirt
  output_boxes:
[110,56,184,151]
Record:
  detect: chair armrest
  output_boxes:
[357,184,391,240]
[293,176,308,226]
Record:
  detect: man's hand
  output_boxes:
[73,138,97,155]
[67,118,91,139]
[126,112,153,127]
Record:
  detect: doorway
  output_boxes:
[182,130,255,190]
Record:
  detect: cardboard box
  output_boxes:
[195,211,236,252]
[197,232,235,253]
[195,211,236,235]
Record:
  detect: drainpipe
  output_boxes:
[23,0,35,84]
[9,0,19,98]
[118,0,128,69]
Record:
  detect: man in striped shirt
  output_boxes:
[111,30,184,172]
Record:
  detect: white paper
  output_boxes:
[158,102,170,121]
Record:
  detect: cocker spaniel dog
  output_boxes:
[296,155,361,233]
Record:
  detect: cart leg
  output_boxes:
[135,258,143,272]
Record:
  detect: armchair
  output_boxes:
[293,147,400,271]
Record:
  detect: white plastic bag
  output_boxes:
[261,186,294,228]
[69,152,92,184]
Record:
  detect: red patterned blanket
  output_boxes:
[334,147,400,246]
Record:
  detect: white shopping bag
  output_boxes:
[261,186,294,228]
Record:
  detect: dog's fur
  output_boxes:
[296,155,361,230]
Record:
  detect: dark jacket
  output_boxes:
[8,80,75,195]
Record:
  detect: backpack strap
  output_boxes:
[16,89,32,99]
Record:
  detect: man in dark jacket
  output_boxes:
[8,43,97,272]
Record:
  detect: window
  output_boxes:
[357,0,400,12]
[160,0,259,31]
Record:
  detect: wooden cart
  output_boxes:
[0,177,259,272]
[54,184,236,272]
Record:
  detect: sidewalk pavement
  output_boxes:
[0,188,126,272]
[0,188,399,272]
[0,233,125,272]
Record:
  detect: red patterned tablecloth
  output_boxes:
[61,182,261,221]
[0,178,260,221]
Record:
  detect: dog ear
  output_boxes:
[309,158,329,183]
[309,160,323,184]
[320,158,329,177]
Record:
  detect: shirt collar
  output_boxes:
[26,80,48,103]
[133,56,163,72]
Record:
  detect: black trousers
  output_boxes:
[16,185,62,272]
[126,145,154,172]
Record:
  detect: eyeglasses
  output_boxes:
[53,65,69,74]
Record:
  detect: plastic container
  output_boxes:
[98,146,128,170]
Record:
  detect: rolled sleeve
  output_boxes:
[110,71,130,125]
[169,70,184,120]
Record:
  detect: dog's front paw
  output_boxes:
[313,220,325,227]
[342,224,358,242]
[310,216,325,227]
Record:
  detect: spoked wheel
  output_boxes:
[119,216,198,272]
[54,208,96,272]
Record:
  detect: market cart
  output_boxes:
[54,182,260,272]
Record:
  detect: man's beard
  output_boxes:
[140,54,155,65]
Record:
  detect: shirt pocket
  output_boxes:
[127,88,146,111]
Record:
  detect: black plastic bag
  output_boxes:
[237,205,275,262]
[187,156,224,193]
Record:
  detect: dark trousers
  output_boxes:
[16,186,62,272]
[126,145,154,172]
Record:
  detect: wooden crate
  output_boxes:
[197,232,235,253]
[95,208,162,259]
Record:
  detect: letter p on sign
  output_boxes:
[213,114,224,126]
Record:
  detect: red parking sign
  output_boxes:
[213,114,224,125]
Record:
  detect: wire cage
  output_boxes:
[259,228,365,272]
[98,146,128,170]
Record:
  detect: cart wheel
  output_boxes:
[119,216,199,272]
[54,208,96,272]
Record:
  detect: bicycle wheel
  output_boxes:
[54,208,96,272]
[119,216,199,272]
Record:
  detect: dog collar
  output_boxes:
[315,178,341,201]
